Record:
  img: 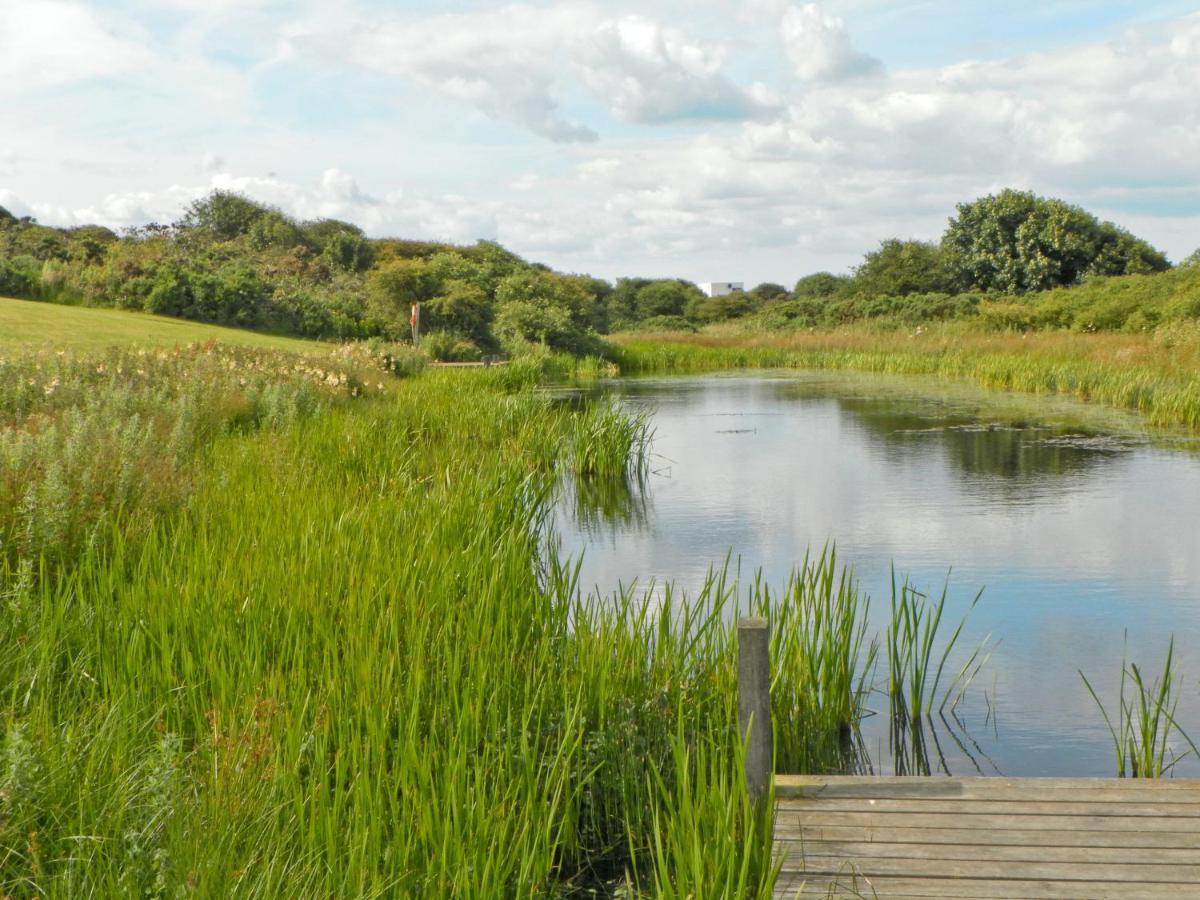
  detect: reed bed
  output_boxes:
[0,361,829,897]
[0,342,997,896]
[612,325,1200,430]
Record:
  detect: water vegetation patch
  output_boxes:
[611,326,1200,430]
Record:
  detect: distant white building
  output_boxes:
[698,281,744,298]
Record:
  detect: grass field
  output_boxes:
[1,295,327,353]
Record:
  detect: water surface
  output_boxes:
[552,372,1200,777]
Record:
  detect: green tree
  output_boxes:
[428,251,491,295]
[65,225,118,262]
[425,280,493,346]
[635,280,704,319]
[495,270,598,330]
[303,219,375,272]
[853,239,955,296]
[793,272,850,299]
[179,191,274,241]
[690,291,757,323]
[942,189,1169,293]
[606,277,652,327]
[248,211,306,251]
[749,282,789,303]
[366,258,440,334]
[493,300,577,350]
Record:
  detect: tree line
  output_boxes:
[1,189,1194,357]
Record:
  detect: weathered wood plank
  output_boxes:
[774,873,1193,899]
[776,823,1200,849]
[775,839,1200,865]
[772,776,1200,897]
[778,797,1200,817]
[777,809,1200,831]
[780,854,1200,882]
[775,775,1200,800]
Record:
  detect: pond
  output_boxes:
[551,372,1200,777]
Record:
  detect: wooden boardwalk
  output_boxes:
[772,775,1200,899]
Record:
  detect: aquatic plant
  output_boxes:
[885,573,989,776]
[612,328,1200,430]
[1080,637,1199,778]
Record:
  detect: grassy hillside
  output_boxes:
[1,295,327,353]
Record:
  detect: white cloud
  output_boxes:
[780,3,882,81]
[575,15,778,123]
[0,0,152,93]
[285,2,774,141]
[3,6,1199,281]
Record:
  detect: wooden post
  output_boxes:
[737,616,772,805]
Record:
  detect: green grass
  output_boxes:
[3,332,998,896]
[611,327,1200,430]
[0,295,328,354]
[1,354,808,896]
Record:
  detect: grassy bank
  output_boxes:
[1,295,329,353]
[4,337,916,896]
[612,325,1200,430]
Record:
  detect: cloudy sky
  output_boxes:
[2,0,1198,284]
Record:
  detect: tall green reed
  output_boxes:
[612,335,1200,431]
[885,573,988,776]
[0,351,990,897]
[1080,637,1199,778]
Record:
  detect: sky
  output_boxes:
[1,0,1198,285]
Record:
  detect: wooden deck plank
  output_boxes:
[772,776,1200,898]
[774,873,1192,899]
[776,839,1200,865]
[772,816,1195,835]
[775,776,1200,802]
[775,823,1200,849]
[779,855,1200,881]
[778,797,1200,817]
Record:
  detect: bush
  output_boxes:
[628,315,698,333]
[0,255,40,298]
[421,331,483,362]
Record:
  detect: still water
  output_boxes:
[551,372,1200,777]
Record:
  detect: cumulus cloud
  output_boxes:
[576,15,779,123]
[779,3,882,81]
[286,3,774,141]
[0,0,152,93]
[4,6,1199,280]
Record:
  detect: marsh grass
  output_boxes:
[1080,637,1200,778]
[0,344,998,896]
[0,341,422,566]
[568,399,654,481]
[0,364,813,897]
[612,327,1200,430]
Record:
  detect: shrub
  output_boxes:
[421,331,483,362]
[628,315,698,333]
[0,255,40,298]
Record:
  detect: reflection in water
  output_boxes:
[553,371,1200,776]
[569,470,652,536]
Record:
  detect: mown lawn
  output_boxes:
[0,295,327,353]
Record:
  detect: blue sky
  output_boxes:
[1,0,1197,284]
